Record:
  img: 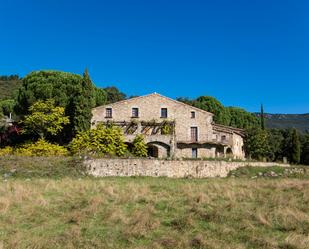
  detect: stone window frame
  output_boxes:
[105,108,112,118]
[191,111,196,118]
[160,108,168,118]
[190,126,198,142]
[221,135,227,142]
[131,107,139,118]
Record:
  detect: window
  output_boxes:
[191,127,198,142]
[105,108,112,118]
[221,135,227,143]
[161,108,168,118]
[192,148,198,158]
[132,108,139,118]
[191,111,195,118]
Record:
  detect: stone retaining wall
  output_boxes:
[85,158,290,178]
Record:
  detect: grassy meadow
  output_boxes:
[0,157,309,249]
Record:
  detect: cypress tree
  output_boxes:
[260,104,265,130]
[71,68,95,134]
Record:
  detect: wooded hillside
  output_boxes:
[255,113,309,133]
[0,75,22,100]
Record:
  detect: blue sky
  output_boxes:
[1,0,308,113]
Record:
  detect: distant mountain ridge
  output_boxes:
[255,113,309,133]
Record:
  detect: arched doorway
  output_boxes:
[147,142,170,158]
[226,148,233,157]
[147,144,159,158]
[215,145,225,158]
[125,142,134,152]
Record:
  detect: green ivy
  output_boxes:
[161,123,172,135]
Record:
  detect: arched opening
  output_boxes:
[147,142,170,158]
[147,144,159,158]
[125,142,133,151]
[226,148,233,157]
[215,145,225,158]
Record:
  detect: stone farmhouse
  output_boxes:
[91,93,245,159]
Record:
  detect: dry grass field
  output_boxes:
[0,157,309,249]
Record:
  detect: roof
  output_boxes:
[93,92,214,116]
[213,123,245,137]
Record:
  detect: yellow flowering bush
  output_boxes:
[132,135,148,157]
[0,146,14,156]
[15,139,68,156]
[70,124,127,156]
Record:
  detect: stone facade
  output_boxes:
[91,93,245,159]
[85,158,290,178]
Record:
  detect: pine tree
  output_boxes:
[260,104,265,130]
[15,70,99,142]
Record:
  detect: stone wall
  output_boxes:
[85,158,289,178]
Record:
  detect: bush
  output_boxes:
[70,124,127,156]
[15,139,68,156]
[0,146,14,156]
[132,135,148,157]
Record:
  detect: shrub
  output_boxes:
[0,146,14,156]
[70,124,127,156]
[132,135,148,157]
[15,139,68,156]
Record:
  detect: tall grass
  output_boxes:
[1,177,308,249]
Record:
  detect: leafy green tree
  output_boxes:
[300,133,309,165]
[244,127,270,160]
[281,128,301,164]
[178,96,259,129]
[193,96,231,125]
[94,88,107,106]
[267,129,284,161]
[15,70,96,141]
[176,97,194,106]
[132,135,148,157]
[0,99,15,116]
[22,99,70,139]
[104,86,126,104]
[0,100,15,134]
[290,128,301,164]
[227,107,260,129]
